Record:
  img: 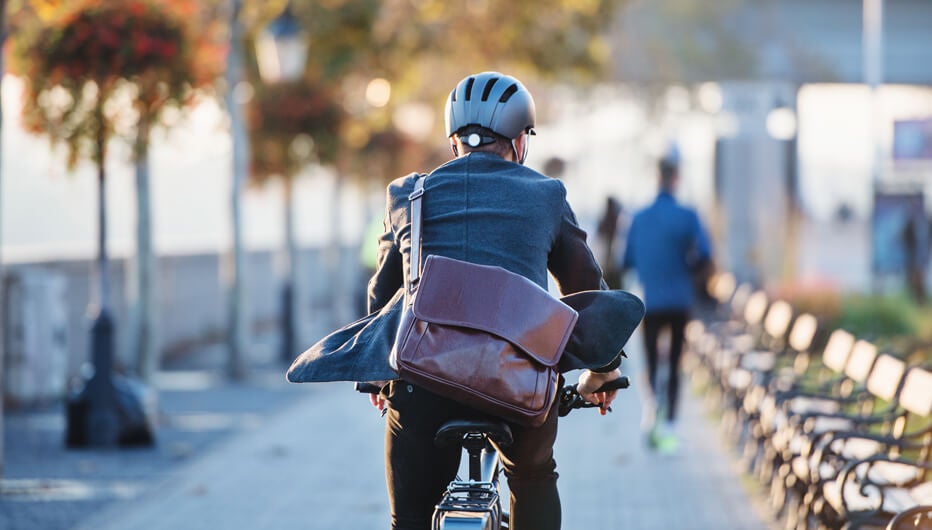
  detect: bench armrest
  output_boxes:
[793,406,899,434]
[836,456,932,518]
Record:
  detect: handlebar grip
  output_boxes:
[355,382,382,394]
[593,376,630,394]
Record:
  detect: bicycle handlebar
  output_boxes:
[557,376,630,417]
[355,376,631,418]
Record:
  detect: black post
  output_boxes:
[65,119,152,447]
[81,309,119,446]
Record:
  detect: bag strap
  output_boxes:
[406,174,427,298]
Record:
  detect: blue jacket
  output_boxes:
[287,153,644,383]
[623,191,712,313]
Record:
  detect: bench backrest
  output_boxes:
[788,313,819,353]
[744,291,769,327]
[844,340,879,383]
[764,300,794,342]
[730,284,753,320]
[892,366,932,455]
[899,367,932,417]
[822,329,856,373]
[710,272,737,305]
[866,354,907,403]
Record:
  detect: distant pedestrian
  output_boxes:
[595,196,625,289]
[902,214,928,305]
[622,147,712,453]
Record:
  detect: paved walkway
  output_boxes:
[64,334,770,530]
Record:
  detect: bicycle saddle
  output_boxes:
[434,419,514,447]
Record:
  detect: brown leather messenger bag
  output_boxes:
[389,175,579,427]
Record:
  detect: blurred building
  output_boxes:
[608,0,932,288]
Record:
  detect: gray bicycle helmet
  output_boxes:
[444,72,536,140]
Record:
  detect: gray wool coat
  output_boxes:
[287,152,644,384]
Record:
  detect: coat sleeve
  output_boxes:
[367,208,404,314]
[688,210,713,268]
[548,197,607,296]
[548,188,637,374]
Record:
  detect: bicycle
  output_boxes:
[356,376,630,530]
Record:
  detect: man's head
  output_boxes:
[658,144,680,192]
[445,72,536,164]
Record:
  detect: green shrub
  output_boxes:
[831,293,917,342]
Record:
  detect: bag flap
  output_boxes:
[411,255,578,367]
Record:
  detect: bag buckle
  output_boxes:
[408,188,424,200]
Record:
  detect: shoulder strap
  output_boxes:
[407,175,427,296]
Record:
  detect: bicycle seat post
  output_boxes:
[461,433,487,482]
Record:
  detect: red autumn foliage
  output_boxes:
[10,0,225,166]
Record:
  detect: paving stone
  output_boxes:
[59,336,772,530]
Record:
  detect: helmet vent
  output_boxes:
[481,77,500,101]
[464,78,475,101]
[499,84,518,103]
[450,88,456,102]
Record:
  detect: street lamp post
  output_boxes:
[864,0,885,291]
[224,0,251,379]
[0,0,7,474]
[255,3,307,364]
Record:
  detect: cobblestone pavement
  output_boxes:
[0,343,306,530]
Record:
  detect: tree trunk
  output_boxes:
[280,177,298,362]
[223,0,248,379]
[131,117,159,382]
[327,173,346,328]
[96,111,111,317]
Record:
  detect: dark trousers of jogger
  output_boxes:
[641,310,689,422]
[383,380,561,530]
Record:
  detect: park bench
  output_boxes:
[783,351,906,527]
[680,271,931,530]
[685,289,808,452]
[695,289,769,404]
[702,271,738,322]
[750,328,858,488]
[810,365,932,530]
[770,337,883,469]
[684,283,758,411]
[716,297,797,443]
[685,278,752,354]
[772,357,930,530]
[767,340,892,525]
[738,309,822,477]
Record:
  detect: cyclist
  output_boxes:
[366,72,625,530]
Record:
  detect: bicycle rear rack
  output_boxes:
[433,481,503,529]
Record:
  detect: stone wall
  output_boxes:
[2,247,363,406]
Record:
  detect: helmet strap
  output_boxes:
[512,134,529,165]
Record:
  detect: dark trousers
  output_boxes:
[641,310,689,422]
[383,380,561,530]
